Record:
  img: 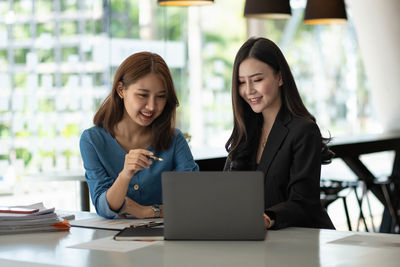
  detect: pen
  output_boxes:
[145,221,164,228]
[147,155,164,161]
[131,221,164,228]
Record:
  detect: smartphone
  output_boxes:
[0,207,39,214]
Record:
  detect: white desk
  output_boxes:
[1,212,400,267]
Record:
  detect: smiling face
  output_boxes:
[118,72,167,127]
[238,57,283,115]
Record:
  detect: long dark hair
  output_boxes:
[225,37,333,165]
[93,52,179,151]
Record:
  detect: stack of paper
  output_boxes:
[0,202,70,235]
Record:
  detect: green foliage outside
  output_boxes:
[93,72,104,86]
[155,6,186,41]
[13,24,30,39]
[61,21,79,36]
[36,0,52,14]
[14,73,27,88]
[86,20,102,35]
[60,0,78,12]
[39,149,56,168]
[14,48,29,64]
[0,123,10,138]
[110,0,140,38]
[38,49,55,63]
[62,47,79,62]
[63,149,80,169]
[0,50,6,66]
[61,124,80,137]
[15,123,31,138]
[38,98,55,113]
[15,148,32,166]
[37,22,54,36]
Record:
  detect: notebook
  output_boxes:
[161,171,265,240]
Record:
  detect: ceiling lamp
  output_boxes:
[158,0,214,6]
[244,0,291,19]
[304,0,347,25]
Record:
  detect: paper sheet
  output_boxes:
[69,236,161,253]
[329,234,400,248]
[70,217,163,230]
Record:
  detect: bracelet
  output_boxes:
[269,219,275,228]
[265,216,275,229]
[151,205,161,218]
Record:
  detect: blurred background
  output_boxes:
[0,0,398,231]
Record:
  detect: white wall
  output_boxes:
[349,0,400,131]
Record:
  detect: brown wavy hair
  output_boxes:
[93,52,179,151]
[226,37,333,164]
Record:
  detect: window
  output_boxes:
[0,0,376,215]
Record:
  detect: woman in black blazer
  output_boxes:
[224,37,335,230]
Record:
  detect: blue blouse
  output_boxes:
[79,126,199,218]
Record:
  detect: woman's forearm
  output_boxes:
[106,172,131,211]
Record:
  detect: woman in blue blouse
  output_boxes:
[80,52,199,219]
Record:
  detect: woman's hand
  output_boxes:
[121,197,154,219]
[264,213,275,229]
[119,149,154,181]
[107,149,154,213]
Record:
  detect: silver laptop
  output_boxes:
[161,171,265,240]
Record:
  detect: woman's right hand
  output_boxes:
[119,149,154,180]
[264,213,275,229]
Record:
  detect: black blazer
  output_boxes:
[225,105,335,230]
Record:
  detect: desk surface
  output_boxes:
[1,213,400,267]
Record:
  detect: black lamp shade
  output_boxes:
[158,0,214,6]
[304,0,347,24]
[244,0,291,19]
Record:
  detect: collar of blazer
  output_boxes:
[257,104,291,175]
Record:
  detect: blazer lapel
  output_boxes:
[257,106,291,175]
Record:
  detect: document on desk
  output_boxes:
[70,217,163,230]
[69,236,162,253]
[0,202,71,234]
[329,234,400,248]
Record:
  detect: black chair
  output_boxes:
[373,175,400,233]
[320,179,373,231]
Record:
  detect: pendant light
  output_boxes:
[158,0,214,6]
[304,0,347,25]
[244,0,291,19]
